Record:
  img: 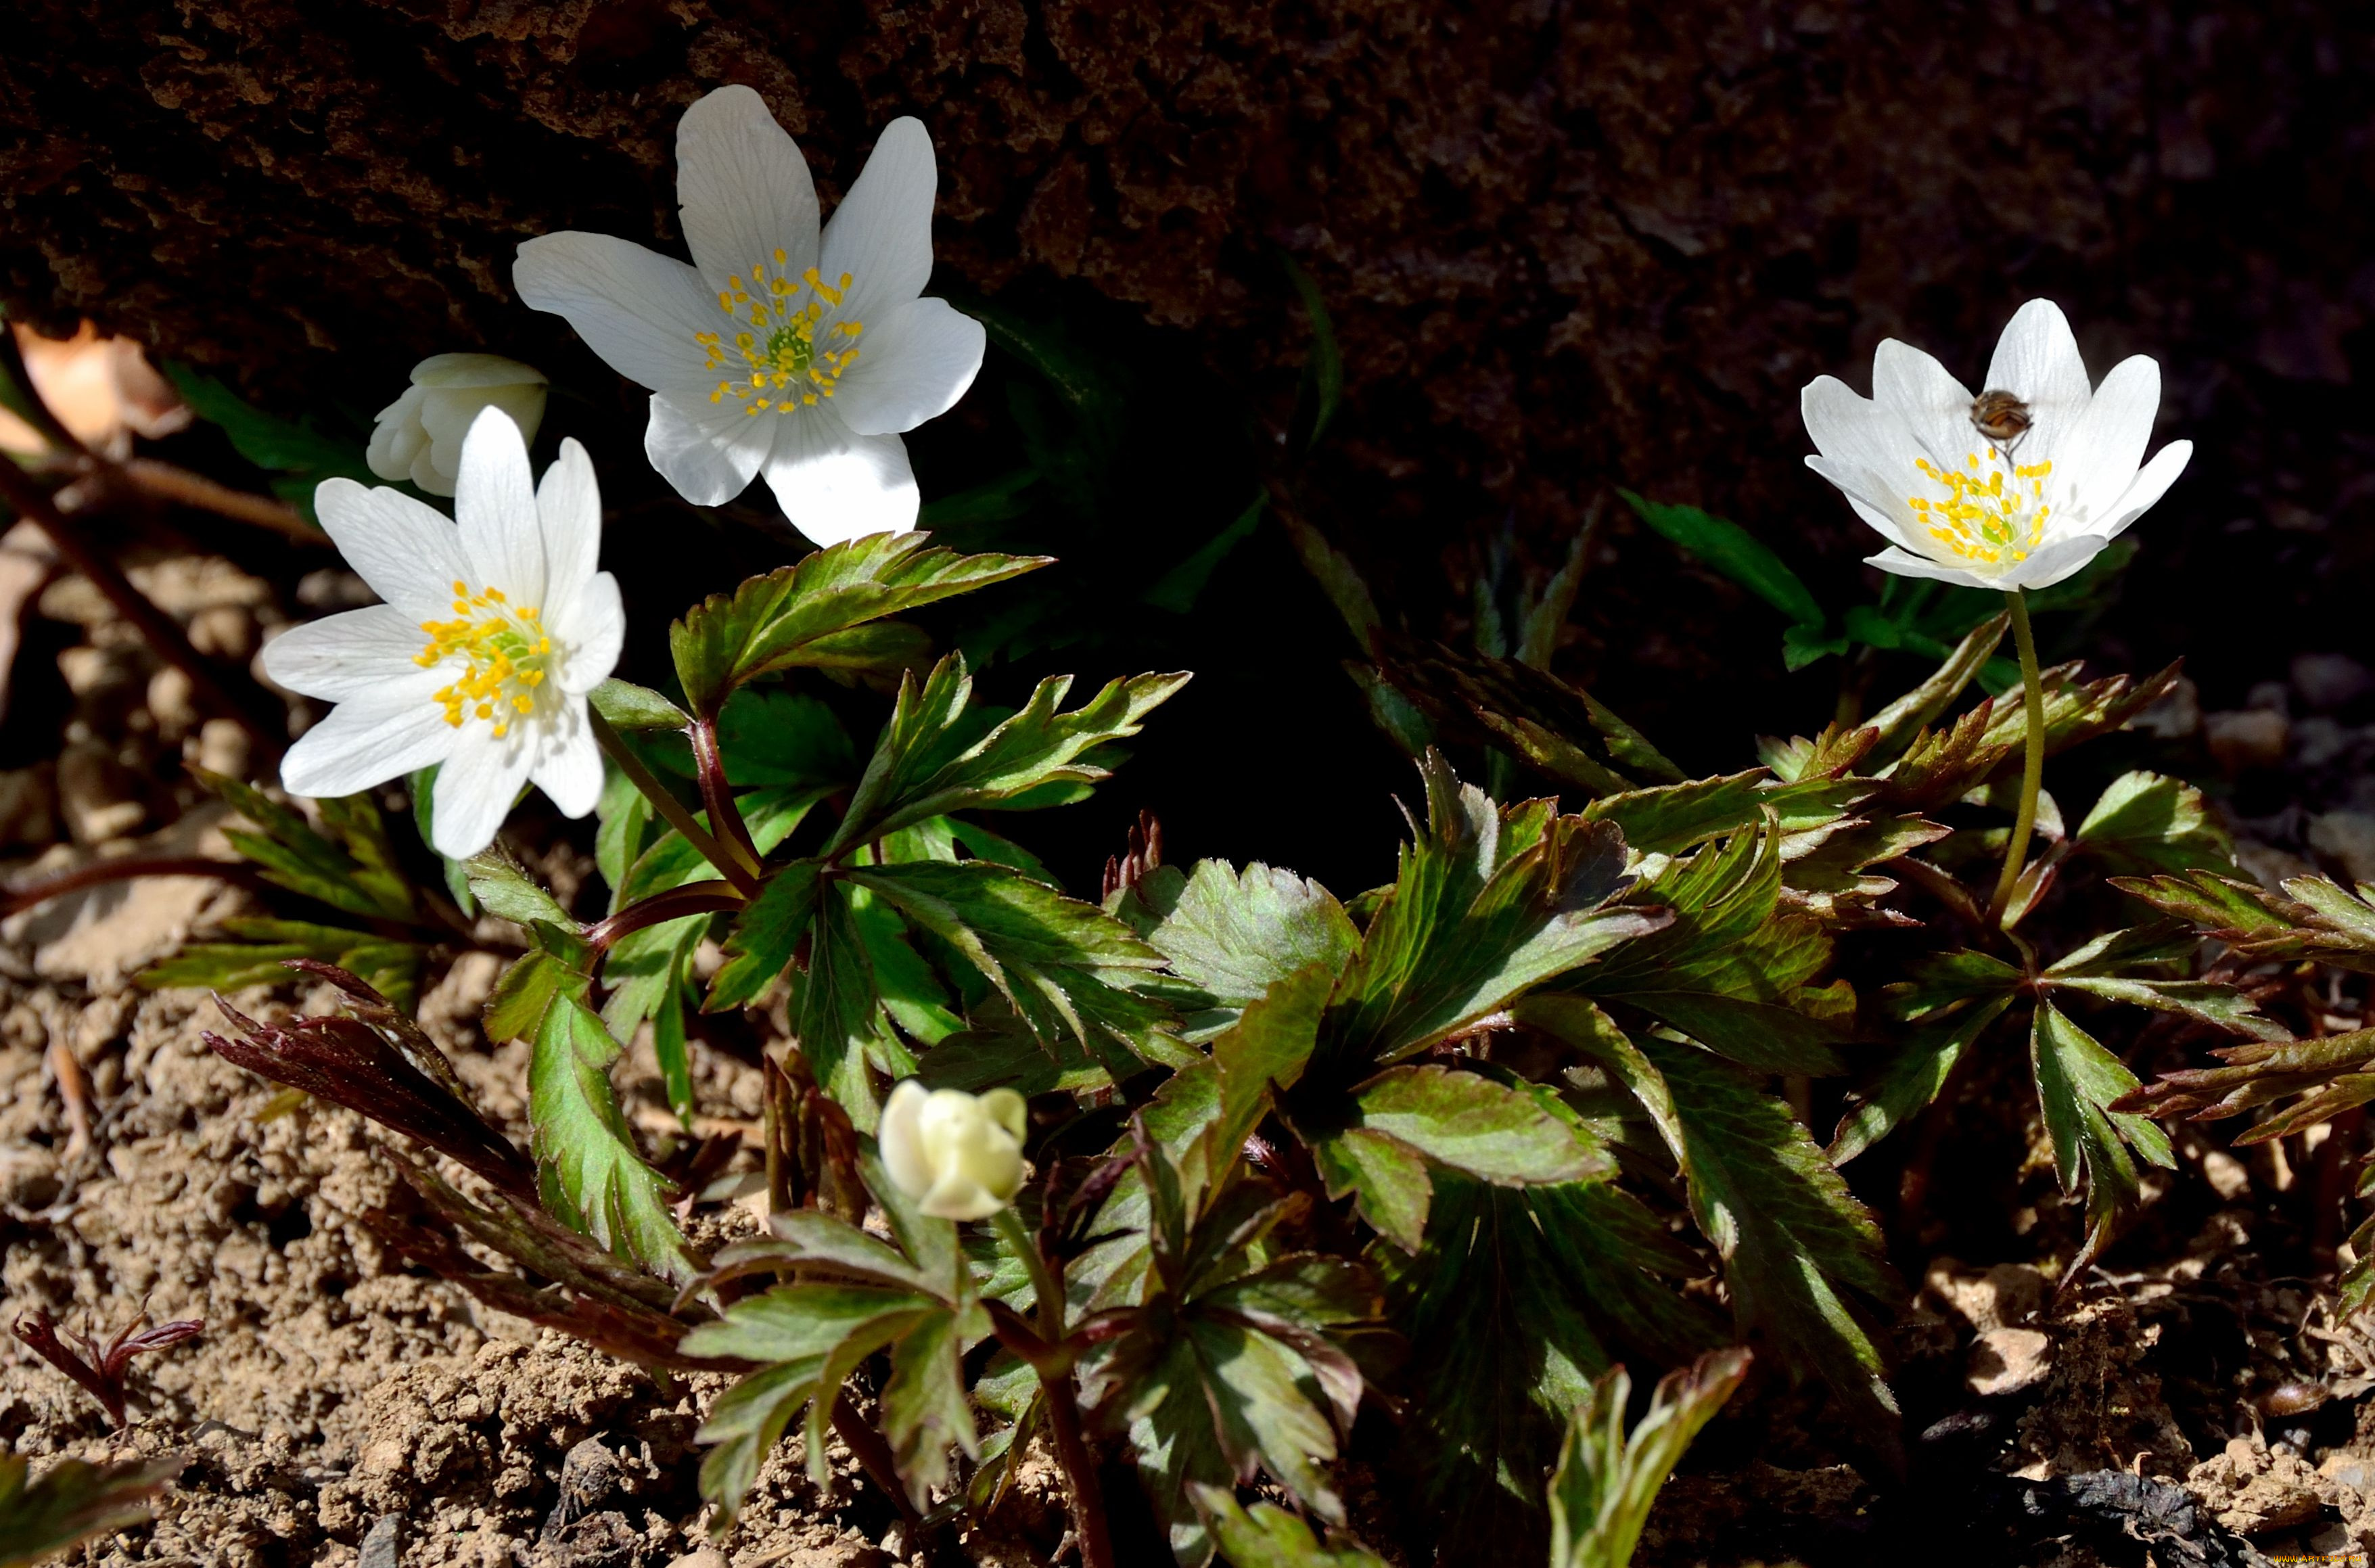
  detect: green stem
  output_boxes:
[990,1205,1113,1568]
[1988,589,2046,925]
[588,710,761,898]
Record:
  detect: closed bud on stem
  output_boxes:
[878,1080,1028,1221]
[369,352,549,496]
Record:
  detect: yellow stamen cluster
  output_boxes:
[415,582,551,739]
[1908,451,2054,569]
[696,249,864,417]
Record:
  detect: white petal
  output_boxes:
[760,410,917,545]
[880,1080,933,1199]
[261,605,432,701]
[315,478,473,623]
[421,382,547,496]
[411,352,545,390]
[2096,439,2192,542]
[431,723,534,859]
[367,386,426,482]
[553,572,624,695]
[676,85,821,294]
[1872,338,1981,478]
[455,407,547,607]
[1862,546,1998,592]
[819,118,938,327]
[514,232,720,394]
[2050,354,2159,517]
[2004,534,2111,591]
[645,390,773,507]
[535,438,603,603]
[830,296,986,436]
[279,681,457,800]
[531,705,603,818]
[1983,298,2092,457]
[1805,457,1922,552]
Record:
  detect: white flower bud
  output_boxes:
[878,1080,1028,1221]
[367,353,548,497]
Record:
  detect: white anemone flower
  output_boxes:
[262,407,623,860]
[512,86,986,547]
[1801,298,2192,592]
[878,1080,1028,1222]
[367,352,549,497]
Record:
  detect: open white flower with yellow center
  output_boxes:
[879,1081,1028,1222]
[1801,298,2192,591]
[512,85,985,546]
[262,407,622,859]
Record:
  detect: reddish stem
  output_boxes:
[689,717,764,878]
[581,883,746,959]
[1,855,260,920]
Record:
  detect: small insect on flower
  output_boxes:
[260,407,623,859]
[513,86,986,547]
[1800,298,2194,592]
[1968,388,2033,451]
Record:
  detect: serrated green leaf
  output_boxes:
[881,1307,981,1507]
[705,860,825,1013]
[1375,649,1685,798]
[164,363,371,524]
[1582,770,1868,858]
[1635,1034,1899,1446]
[1193,1485,1391,1568]
[1864,612,2009,764]
[1621,490,1825,630]
[1570,823,1849,1076]
[1548,1348,1752,1568]
[588,677,689,731]
[1376,1168,1721,1561]
[137,917,421,1010]
[1347,1064,1609,1188]
[1318,754,1665,1071]
[852,859,1180,1071]
[198,770,417,921]
[2040,925,2286,1039]
[2031,1002,2176,1268]
[1151,859,1360,1016]
[789,879,894,1122]
[0,1452,183,1568]
[463,843,578,929]
[1828,994,2016,1166]
[670,532,1048,718]
[511,969,697,1284]
[2075,770,2234,877]
[827,653,1187,854]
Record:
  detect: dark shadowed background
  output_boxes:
[4,0,2368,892]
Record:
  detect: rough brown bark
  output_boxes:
[3,1,2368,739]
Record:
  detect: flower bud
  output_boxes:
[878,1080,1028,1221]
[367,353,548,497]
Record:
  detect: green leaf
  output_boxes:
[1862,612,2008,764]
[1548,1348,1753,1568]
[791,879,897,1122]
[852,859,1180,1070]
[1283,252,1345,450]
[670,532,1048,718]
[705,859,825,1013]
[1582,770,1868,858]
[2075,770,2236,877]
[1827,994,2016,1166]
[595,760,653,912]
[588,677,690,731]
[137,917,421,1010]
[1569,823,1851,1076]
[0,1452,183,1568]
[1147,492,1266,614]
[507,965,697,1284]
[1620,490,1825,630]
[716,685,857,786]
[2040,925,2287,1040]
[1635,1034,1899,1445]
[2031,1001,2176,1268]
[1151,859,1360,1015]
[198,770,417,921]
[880,1307,982,1507]
[1341,1063,1607,1190]
[1193,1485,1391,1568]
[1318,754,1667,1071]
[1377,1169,1720,1559]
[463,843,578,930]
[1375,649,1686,798]
[827,653,1188,854]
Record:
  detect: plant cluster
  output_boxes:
[9,78,2363,1568]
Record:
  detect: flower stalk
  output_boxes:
[589,709,762,898]
[990,1203,1114,1568]
[1988,588,2047,925]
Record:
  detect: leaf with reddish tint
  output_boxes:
[0,1450,184,1568]
[204,961,534,1198]
[11,1309,203,1427]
